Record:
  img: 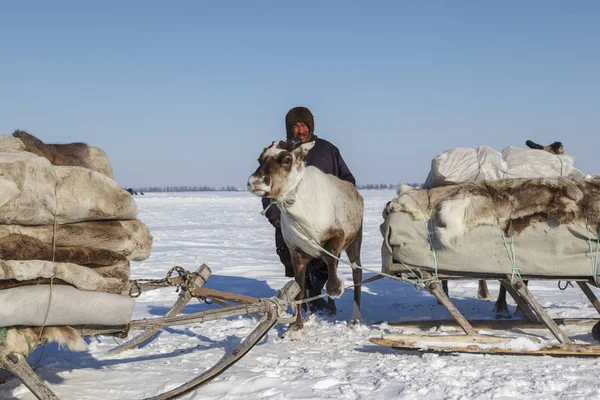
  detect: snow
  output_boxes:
[3,189,600,399]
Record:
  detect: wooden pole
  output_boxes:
[0,353,60,400]
[109,265,212,355]
[191,287,259,305]
[145,280,300,400]
[499,280,538,322]
[423,273,476,336]
[381,333,541,344]
[507,276,572,344]
[370,338,600,357]
[577,282,600,315]
[384,318,598,330]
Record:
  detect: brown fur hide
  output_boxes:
[1,326,86,358]
[0,234,126,266]
[0,220,153,261]
[12,130,114,178]
[386,177,600,248]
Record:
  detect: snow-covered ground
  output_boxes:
[3,190,600,399]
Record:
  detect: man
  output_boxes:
[262,106,356,312]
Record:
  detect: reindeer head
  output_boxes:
[247,139,315,198]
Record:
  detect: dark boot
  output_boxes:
[302,259,330,313]
[275,228,294,277]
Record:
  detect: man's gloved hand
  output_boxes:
[270,218,281,229]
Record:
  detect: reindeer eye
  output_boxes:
[282,157,292,165]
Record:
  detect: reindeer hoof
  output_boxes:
[514,307,526,319]
[285,322,303,341]
[325,298,337,315]
[326,279,344,299]
[349,302,363,325]
[494,307,512,319]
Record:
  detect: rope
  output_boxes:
[273,197,440,293]
[33,181,59,366]
[475,148,486,181]
[129,266,209,300]
[585,218,600,287]
[500,148,508,179]
[557,154,565,176]
[498,220,521,285]
[558,281,574,291]
[404,192,439,278]
[0,327,6,345]
[261,199,275,216]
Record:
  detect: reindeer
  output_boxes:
[248,139,364,340]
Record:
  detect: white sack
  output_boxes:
[424,146,583,188]
[0,285,135,327]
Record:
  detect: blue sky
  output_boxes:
[1,1,599,188]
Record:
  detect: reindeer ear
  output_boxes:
[297,141,316,159]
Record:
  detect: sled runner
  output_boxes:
[0,264,301,400]
[371,177,600,356]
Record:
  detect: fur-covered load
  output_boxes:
[386,177,600,249]
[12,130,114,178]
[0,259,130,294]
[285,106,316,141]
[0,234,126,266]
[0,220,152,261]
[0,326,86,357]
[0,151,137,225]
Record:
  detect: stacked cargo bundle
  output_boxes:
[0,131,152,357]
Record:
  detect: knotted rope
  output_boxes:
[498,219,522,285]
[271,192,440,295]
[129,266,209,301]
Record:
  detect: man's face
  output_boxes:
[292,122,310,143]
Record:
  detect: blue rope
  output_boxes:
[406,193,439,278]
[585,218,600,287]
[0,327,6,345]
[499,220,521,284]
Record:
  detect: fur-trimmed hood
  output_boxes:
[285,106,317,142]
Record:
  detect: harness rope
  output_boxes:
[267,189,441,301]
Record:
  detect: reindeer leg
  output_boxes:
[322,236,345,300]
[478,280,491,300]
[345,227,363,325]
[286,249,311,341]
[494,282,511,319]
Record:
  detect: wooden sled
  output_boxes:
[1,264,300,400]
[370,265,600,357]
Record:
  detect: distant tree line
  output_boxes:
[130,185,245,193]
[356,183,396,190]
[128,183,423,193]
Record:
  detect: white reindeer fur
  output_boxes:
[388,178,600,250]
[279,166,361,259]
[249,141,363,299]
